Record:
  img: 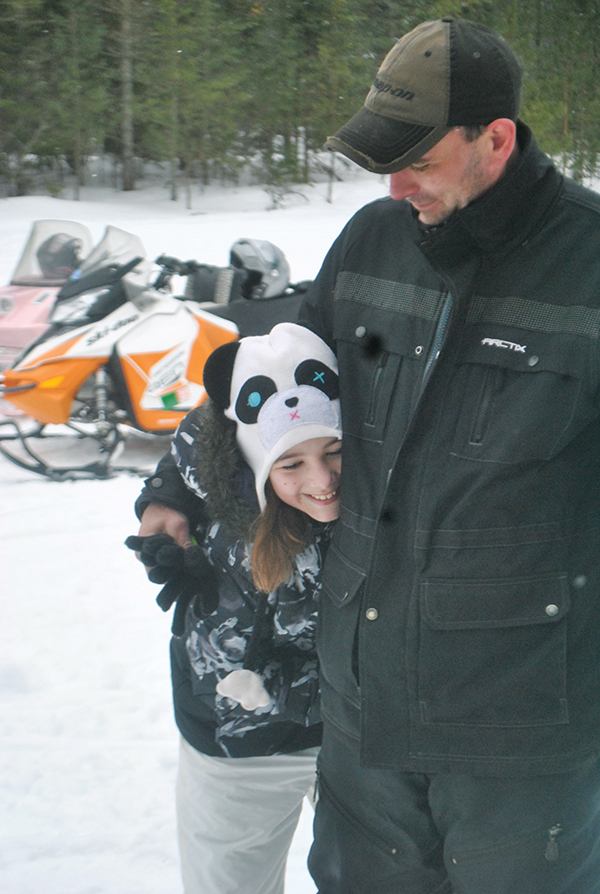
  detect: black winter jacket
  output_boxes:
[137,402,327,758]
[299,123,600,776]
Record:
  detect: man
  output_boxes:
[298,15,600,894]
[133,16,600,892]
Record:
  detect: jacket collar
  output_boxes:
[414,122,563,268]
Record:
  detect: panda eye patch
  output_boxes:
[235,375,277,424]
[295,359,339,400]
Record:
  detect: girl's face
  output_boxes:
[268,436,342,522]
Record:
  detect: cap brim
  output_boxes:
[324,106,451,174]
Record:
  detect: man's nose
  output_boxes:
[390,170,419,200]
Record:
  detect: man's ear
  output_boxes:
[484,118,518,171]
[202,340,241,409]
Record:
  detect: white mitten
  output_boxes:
[216,669,271,711]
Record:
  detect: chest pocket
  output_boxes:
[448,328,598,464]
[333,302,432,444]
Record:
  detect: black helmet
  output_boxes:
[37,233,83,279]
[229,239,290,299]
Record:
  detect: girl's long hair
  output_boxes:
[250,478,314,592]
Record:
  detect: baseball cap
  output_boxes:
[325,17,523,174]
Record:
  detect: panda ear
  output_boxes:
[202,340,241,409]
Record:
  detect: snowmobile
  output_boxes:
[0,220,147,375]
[0,220,93,376]
[0,239,307,480]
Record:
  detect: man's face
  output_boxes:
[389,127,496,225]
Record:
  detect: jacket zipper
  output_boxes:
[366,352,389,425]
[381,291,454,495]
[469,366,501,445]
[418,291,453,399]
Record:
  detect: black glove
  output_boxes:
[125,534,219,635]
[125,533,174,574]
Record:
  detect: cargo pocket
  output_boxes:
[418,575,570,727]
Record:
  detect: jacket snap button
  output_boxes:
[150,477,163,488]
[366,608,379,621]
[415,345,423,355]
[355,326,367,338]
[545,604,559,617]
[528,355,539,366]
[573,575,587,588]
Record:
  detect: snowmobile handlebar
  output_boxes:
[152,255,203,290]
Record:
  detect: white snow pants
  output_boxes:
[176,736,319,894]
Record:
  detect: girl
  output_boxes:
[127,323,342,894]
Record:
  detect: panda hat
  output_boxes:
[203,322,341,511]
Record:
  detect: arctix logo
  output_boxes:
[481,337,526,353]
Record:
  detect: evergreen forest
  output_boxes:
[2,0,599,199]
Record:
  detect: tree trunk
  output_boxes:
[170,91,178,200]
[121,0,135,191]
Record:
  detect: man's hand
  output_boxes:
[136,503,192,557]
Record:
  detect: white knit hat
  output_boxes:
[203,322,341,510]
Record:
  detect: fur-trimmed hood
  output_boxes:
[173,400,259,541]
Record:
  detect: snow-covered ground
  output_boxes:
[0,170,389,894]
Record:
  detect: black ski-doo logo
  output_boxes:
[85,314,139,346]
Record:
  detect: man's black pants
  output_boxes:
[309,722,600,893]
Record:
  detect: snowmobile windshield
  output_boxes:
[77,226,146,277]
[11,221,93,286]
